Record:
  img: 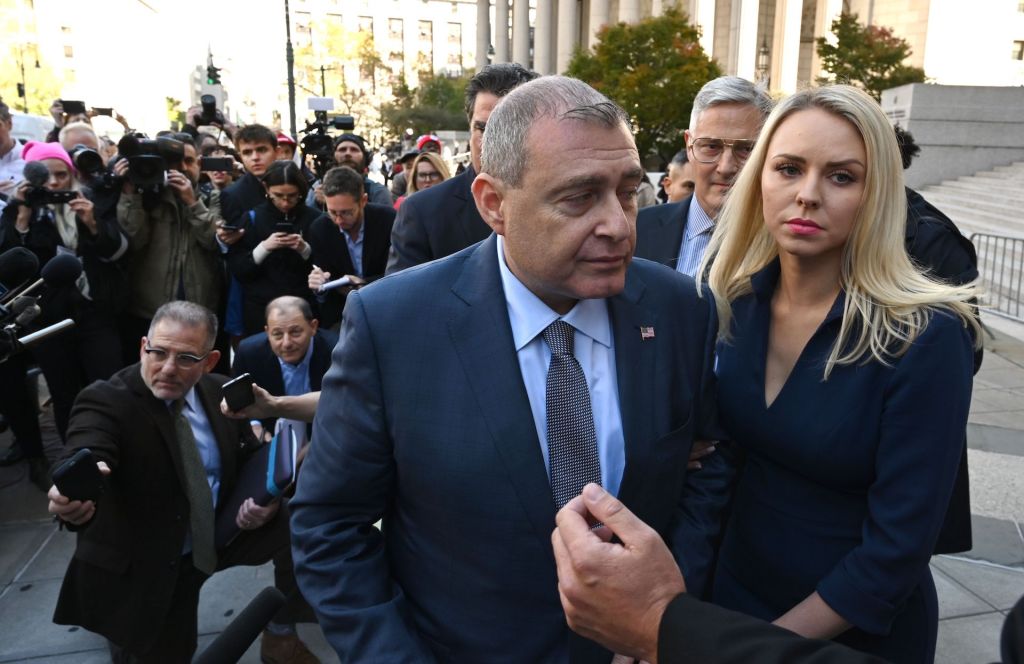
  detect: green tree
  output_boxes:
[567,8,720,164]
[379,71,473,139]
[816,12,926,100]
[165,97,185,131]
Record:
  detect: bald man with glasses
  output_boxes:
[47,301,313,663]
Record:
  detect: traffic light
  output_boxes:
[16,83,25,98]
[206,65,221,85]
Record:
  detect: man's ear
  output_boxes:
[471,173,507,236]
[202,350,221,374]
[683,129,692,149]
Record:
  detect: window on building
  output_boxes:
[295,11,312,48]
[1014,40,1024,60]
[1018,1,1024,12]
[64,44,73,58]
[327,13,342,25]
[358,16,374,35]
[419,20,433,42]
[447,23,462,67]
[389,18,404,42]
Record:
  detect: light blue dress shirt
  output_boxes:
[341,222,365,278]
[495,236,626,497]
[675,196,716,277]
[278,339,315,397]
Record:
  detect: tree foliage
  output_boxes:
[567,8,720,164]
[0,0,63,117]
[380,71,473,139]
[816,12,926,100]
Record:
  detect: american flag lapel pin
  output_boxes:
[640,326,655,340]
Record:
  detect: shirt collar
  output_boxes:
[165,386,200,411]
[496,235,612,352]
[686,195,716,240]
[340,220,365,244]
[0,141,22,162]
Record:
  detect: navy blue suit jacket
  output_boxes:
[634,195,692,269]
[290,235,732,663]
[385,166,491,274]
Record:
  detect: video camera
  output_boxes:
[193,94,227,127]
[116,134,186,190]
[299,97,355,180]
[20,162,77,207]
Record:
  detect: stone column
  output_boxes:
[693,0,716,59]
[619,0,641,23]
[556,0,579,73]
[494,0,510,63]
[512,0,530,65]
[731,0,759,80]
[812,0,844,80]
[774,0,803,92]
[476,0,491,71]
[535,0,554,74]
[588,0,610,50]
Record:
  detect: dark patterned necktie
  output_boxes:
[172,399,218,574]
[542,320,602,509]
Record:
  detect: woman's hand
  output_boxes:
[12,182,32,232]
[69,193,97,234]
[261,232,293,252]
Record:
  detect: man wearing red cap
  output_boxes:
[275,132,298,162]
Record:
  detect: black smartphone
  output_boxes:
[223,373,255,412]
[45,190,79,205]
[60,99,87,116]
[53,448,104,502]
[92,107,113,117]
[274,222,296,234]
[200,156,233,172]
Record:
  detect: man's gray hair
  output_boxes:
[481,75,631,187]
[58,121,98,150]
[688,76,773,132]
[149,301,219,350]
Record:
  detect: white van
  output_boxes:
[10,112,54,143]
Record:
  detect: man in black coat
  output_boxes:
[307,166,394,329]
[218,124,277,229]
[385,63,538,274]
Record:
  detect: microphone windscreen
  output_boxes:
[40,253,83,287]
[22,161,50,188]
[193,587,286,664]
[0,248,40,294]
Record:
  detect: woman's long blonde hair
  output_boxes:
[406,152,451,195]
[699,84,980,378]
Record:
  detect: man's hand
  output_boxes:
[47,461,112,526]
[68,193,97,233]
[236,497,279,530]
[552,483,686,663]
[221,383,277,420]
[166,170,196,206]
[49,99,64,126]
[112,158,134,195]
[215,221,244,246]
[311,184,325,206]
[687,439,717,471]
[308,265,331,292]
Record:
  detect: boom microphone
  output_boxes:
[2,253,83,304]
[193,586,286,664]
[22,161,50,188]
[0,248,40,300]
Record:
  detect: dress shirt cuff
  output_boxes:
[817,566,896,636]
[253,243,270,265]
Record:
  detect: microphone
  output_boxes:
[1,252,83,304]
[0,248,40,300]
[22,161,50,188]
[16,318,74,347]
[193,586,285,664]
[11,296,41,328]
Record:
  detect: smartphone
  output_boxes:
[274,222,296,234]
[45,190,79,205]
[60,99,87,116]
[92,107,113,117]
[223,373,256,412]
[53,448,104,502]
[200,156,233,172]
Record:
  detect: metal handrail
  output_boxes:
[971,232,1024,322]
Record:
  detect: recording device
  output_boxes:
[222,373,256,412]
[200,156,233,172]
[20,162,78,207]
[116,133,185,190]
[193,587,286,664]
[1,252,84,306]
[300,97,357,180]
[0,248,40,300]
[59,99,86,116]
[52,448,104,502]
[273,221,296,234]
[92,107,112,117]
[194,94,226,127]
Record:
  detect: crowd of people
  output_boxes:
[1,59,1020,664]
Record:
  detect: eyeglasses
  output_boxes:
[689,137,757,164]
[416,171,442,182]
[268,192,301,203]
[144,346,210,369]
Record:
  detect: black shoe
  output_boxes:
[0,445,25,467]
[27,457,52,492]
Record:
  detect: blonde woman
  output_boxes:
[700,85,978,663]
[393,151,450,210]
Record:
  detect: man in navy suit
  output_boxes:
[291,76,732,663]
[385,62,538,274]
[232,295,338,434]
[635,77,772,275]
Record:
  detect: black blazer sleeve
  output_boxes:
[658,594,890,664]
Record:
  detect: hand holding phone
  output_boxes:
[223,373,256,412]
[52,448,105,502]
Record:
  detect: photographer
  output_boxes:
[0,141,127,446]
[305,133,391,209]
[116,133,224,360]
[227,161,319,336]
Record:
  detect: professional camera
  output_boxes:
[116,134,185,190]
[299,97,355,180]
[19,162,78,207]
[193,94,227,127]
